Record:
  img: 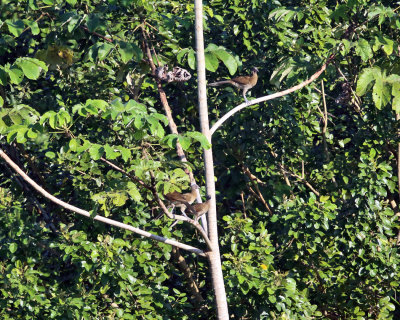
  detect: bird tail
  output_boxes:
[208,80,232,87]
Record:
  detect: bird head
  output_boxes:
[190,183,200,190]
[252,67,259,73]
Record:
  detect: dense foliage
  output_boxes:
[1,0,400,318]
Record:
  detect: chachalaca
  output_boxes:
[208,67,259,103]
[186,195,211,221]
[165,184,199,215]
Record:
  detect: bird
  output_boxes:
[165,184,199,215]
[186,195,211,222]
[208,67,259,103]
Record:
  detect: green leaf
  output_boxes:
[15,126,28,143]
[205,52,219,72]
[69,139,79,151]
[284,277,296,294]
[16,58,48,80]
[177,48,190,64]
[86,14,100,32]
[187,49,196,70]
[9,243,18,253]
[26,128,37,139]
[127,182,142,202]
[25,20,40,35]
[178,135,191,150]
[98,43,114,61]
[372,74,391,110]
[117,147,131,162]
[355,38,373,62]
[118,41,142,63]
[393,95,400,113]
[0,67,7,85]
[0,96,3,108]
[67,0,77,6]
[45,151,56,159]
[113,193,128,206]
[356,68,380,96]
[89,144,104,160]
[85,99,108,112]
[213,49,237,75]
[186,131,211,149]
[162,134,178,148]
[104,144,118,160]
[68,14,82,33]
[6,20,25,37]
[7,66,24,84]
[118,41,134,63]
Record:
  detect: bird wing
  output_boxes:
[165,191,184,202]
[231,75,252,86]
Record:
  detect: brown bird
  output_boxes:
[186,195,211,221]
[208,67,259,103]
[165,184,199,215]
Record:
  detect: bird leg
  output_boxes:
[180,208,188,217]
[243,88,249,104]
[169,203,176,215]
[169,219,180,229]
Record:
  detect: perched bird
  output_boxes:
[165,184,199,215]
[186,195,211,221]
[208,67,259,103]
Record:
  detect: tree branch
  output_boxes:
[210,55,335,136]
[278,163,321,197]
[141,27,208,233]
[0,148,206,257]
[80,25,113,43]
[171,247,204,307]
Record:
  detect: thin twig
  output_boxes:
[396,113,400,245]
[240,163,272,214]
[240,191,247,218]
[80,25,113,43]
[278,163,321,197]
[321,80,330,162]
[100,157,152,191]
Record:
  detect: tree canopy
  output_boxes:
[1,0,400,319]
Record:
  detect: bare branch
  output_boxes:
[0,148,206,257]
[210,55,335,136]
[321,80,329,162]
[169,209,212,251]
[278,163,321,197]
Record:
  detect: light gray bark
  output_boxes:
[194,1,230,318]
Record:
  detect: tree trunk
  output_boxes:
[194,1,230,319]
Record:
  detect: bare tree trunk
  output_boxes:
[194,1,229,319]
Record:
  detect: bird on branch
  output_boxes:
[165,184,199,215]
[186,195,211,222]
[208,67,259,103]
